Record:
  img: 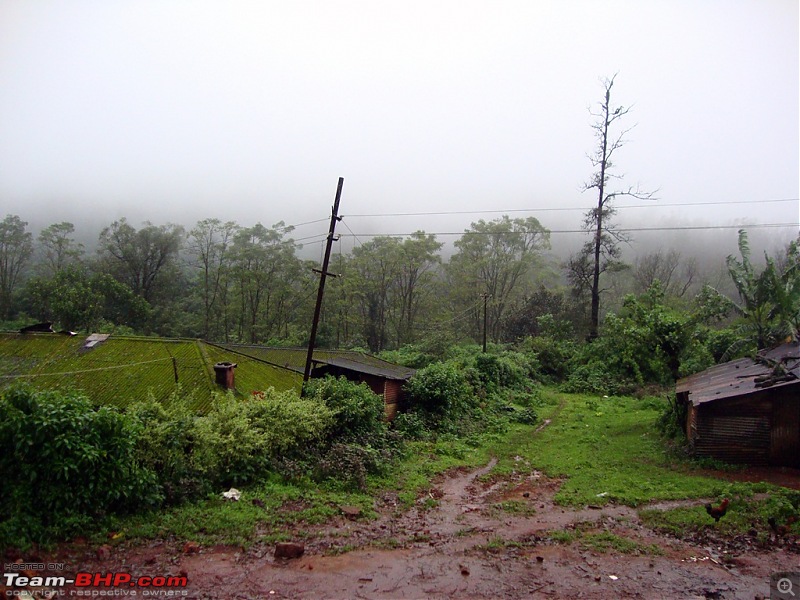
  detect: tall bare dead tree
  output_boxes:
[583,74,656,340]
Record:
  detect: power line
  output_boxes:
[341,219,365,248]
[345,198,798,218]
[337,222,800,239]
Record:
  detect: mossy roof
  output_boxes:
[0,333,301,413]
[213,344,415,379]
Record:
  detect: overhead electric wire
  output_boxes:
[337,222,800,239]
[341,219,365,249]
[345,197,798,218]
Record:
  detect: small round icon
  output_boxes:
[778,577,796,597]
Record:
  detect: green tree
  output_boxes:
[342,232,442,352]
[26,265,149,332]
[392,232,442,346]
[346,236,399,352]
[97,218,184,304]
[37,222,84,276]
[726,229,779,349]
[186,219,239,340]
[448,216,550,343]
[231,222,301,343]
[769,237,800,340]
[0,215,33,320]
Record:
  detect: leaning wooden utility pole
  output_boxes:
[302,177,344,392]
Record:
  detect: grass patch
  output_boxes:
[580,531,663,555]
[103,478,375,548]
[640,488,800,540]
[489,500,537,517]
[490,392,742,507]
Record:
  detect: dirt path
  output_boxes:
[13,458,797,600]
[9,405,800,599]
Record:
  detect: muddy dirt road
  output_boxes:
[18,459,800,600]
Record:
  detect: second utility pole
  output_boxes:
[302,177,344,391]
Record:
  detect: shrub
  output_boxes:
[392,410,430,440]
[129,392,205,504]
[305,377,385,443]
[474,352,530,393]
[521,335,577,382]
[0,387,157,545]
[192,389,335,488]
[561,362,628,396]
[317,442,388,491]
[655,394,688,440]
[510,406,538,425]
[403,360,474,419]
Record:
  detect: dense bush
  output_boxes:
[128,393,204,504]
[305,376,385,443]
[0,387,157,545]
[560,362,628,396]
[521,334,577,382]
[655,394,688,440]
[403,360,474,418]
[190,390,333,488]
[473,352,533,393]
[305,377,400,490]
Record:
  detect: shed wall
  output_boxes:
[694,396,771,465]
[770,388,800,467]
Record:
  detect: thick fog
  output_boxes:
[1,1,797,267]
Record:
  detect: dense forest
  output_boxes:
[1,212,798,387]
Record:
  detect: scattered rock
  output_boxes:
[340,505,362,520]
[182,542,201,555]
[275,542,305,560]
[96,545,112,561]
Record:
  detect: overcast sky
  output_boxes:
[0,0,797,258]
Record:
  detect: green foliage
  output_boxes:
[26,265,150,332]
[0,215,34,321]
[563,281,730,393]
[521,331,577,382]
[192,389,335,487]
[447,216,550,343]
[404,360,474,418]
[128,394,205,504]
[720,229,800,352]
[305,377,401,489]
[392,411,431,440]
[561,362,625,396]
[378,345,437,369]
[491,392,725,507]
[510,405,538,425]
[305,376,386,443]
[473,352,530,393]
[0,387,157,546]
[655,394,687,440]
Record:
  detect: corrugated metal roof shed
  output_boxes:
[677,341,800,468]
[216,344,415,379]
[676,342,800,406]
[311,356,415,380]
